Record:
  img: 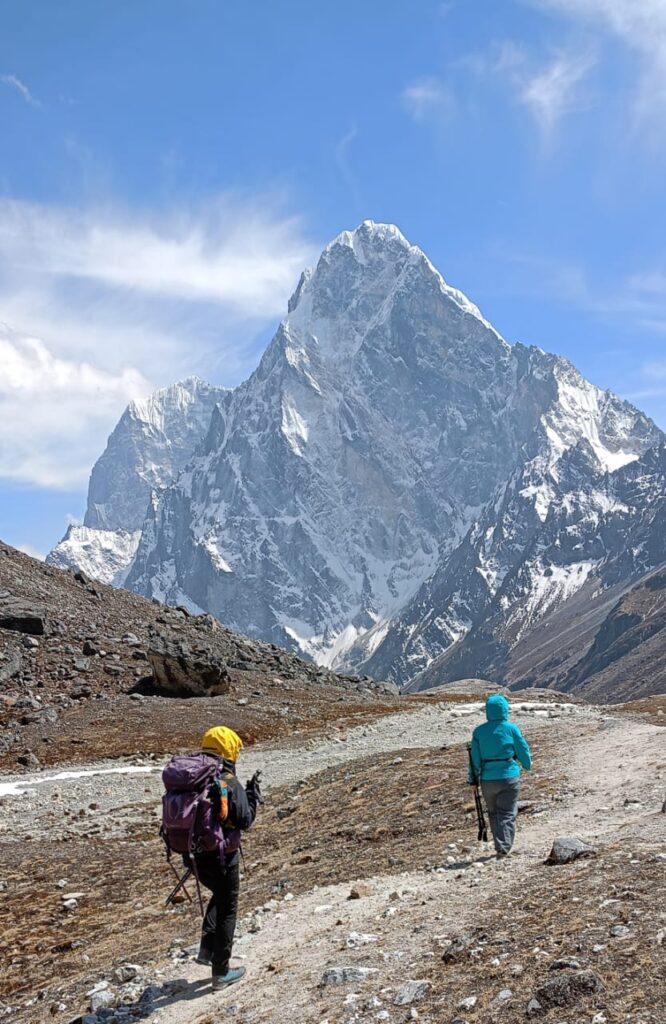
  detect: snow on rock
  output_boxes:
[48,526,140,586]
[46,222,665,687]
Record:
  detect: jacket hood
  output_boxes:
[201,725,243,762]
[486,694,510,721]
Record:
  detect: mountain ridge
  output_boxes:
[47,221,665,697]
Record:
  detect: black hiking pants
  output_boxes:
[195,855,241,973]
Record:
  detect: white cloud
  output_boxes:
[0,194,318,489]
[0,197,315,317]
[531,0,666,121]
[0,73,39,107]
[0,325,149,487]
[519,52,597,137]
[16,543,45,561]
[402,77,452,121]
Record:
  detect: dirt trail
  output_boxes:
[0,699,581,843]
[125,705,665,1024]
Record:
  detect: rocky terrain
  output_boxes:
[0,686,663,1024]
[1,541,664,1022]
[0,541,397,772]
[48,221,665,700]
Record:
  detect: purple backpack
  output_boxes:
[161,753,229,860]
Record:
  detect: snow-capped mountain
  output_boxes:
[47,222,665,690]
[49,377,228,584]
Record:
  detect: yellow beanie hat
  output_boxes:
[201,725,243,763]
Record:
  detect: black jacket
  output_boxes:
[221,758,257,842]
[194,756,257,869]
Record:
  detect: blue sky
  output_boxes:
[1,0,665,556]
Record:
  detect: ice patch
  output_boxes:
[0,765,160,798]
[281,399,309,456]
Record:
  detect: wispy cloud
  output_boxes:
[519,52,597,137]
[334,125,364,212]
[0,73,39,107]
[0,197,315,317]
[531,0,666,123]
[461,41,596,139]
[0,193,317,488]
[492,245,666,324]
[401,77,452,121]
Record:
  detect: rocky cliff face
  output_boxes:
[49,377,228,584]
[47,222,665,694]
[406,443,666,696]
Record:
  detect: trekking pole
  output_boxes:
[467,743,488,843]
[165,865,193,907]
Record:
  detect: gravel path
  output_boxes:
[0,700,585,842]
[4,697,663,1024]
[146,707,666,1024]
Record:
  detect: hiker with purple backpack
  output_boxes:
[161,725,261,990]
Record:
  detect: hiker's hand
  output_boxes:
[246,770,263,804]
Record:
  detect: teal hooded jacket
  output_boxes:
[468,695,532,783]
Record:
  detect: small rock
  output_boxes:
[535,970,603,1009]
[62,899,78,912]
[17,750,40,768]
[321,967,379,986]
[457,995,477,1010]
[139,984,161,1003]
[545,837,597,865]
[610,925,631,938]
[526,997,544,1017]
[347,932,379,947]
[113,965,140,983]
[90,989,114,1013]
[393,980,430,1006]
[549,957,582,970]
[495,988,513,1003]
[348,883,375,900]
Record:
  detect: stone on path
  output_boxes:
[544,837,597,865]
[321,966,379,986]
[393,980,430,1005]
[535,970,603,1009]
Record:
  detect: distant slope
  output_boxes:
[0,541,396,770]
[561,564,666,701]
[406,444,666,700]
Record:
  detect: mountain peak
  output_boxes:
[330,220,411,249]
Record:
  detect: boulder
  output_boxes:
[146,636,231,697]
[0,598,47,636]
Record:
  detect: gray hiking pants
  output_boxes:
[481,778,520,855]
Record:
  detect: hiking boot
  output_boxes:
[212,966,246,991]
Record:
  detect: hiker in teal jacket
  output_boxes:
[468,694,532,857]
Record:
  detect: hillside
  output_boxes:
[412,563,666,703]
[0,541,396,772]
